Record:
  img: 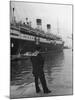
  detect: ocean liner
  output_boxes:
[10,7,64,56]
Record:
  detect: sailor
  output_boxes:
[31,46,51,93]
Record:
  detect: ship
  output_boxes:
[10,7,64,57]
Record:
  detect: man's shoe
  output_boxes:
[36,88,41,93]
[44,89,51,94]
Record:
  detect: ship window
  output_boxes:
[11,43,14,48]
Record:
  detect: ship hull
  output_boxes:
[10,24,64,55]
[11,38,36,55]
[11,37,64,55]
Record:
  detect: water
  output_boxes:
[11,49,73,92]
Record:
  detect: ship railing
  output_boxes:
[55,40,63,44]
[10,24,57,40]
[10,22,35,34]
[10,23,62,41]
[10,22,45,37]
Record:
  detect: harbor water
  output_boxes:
[10,49,73,97]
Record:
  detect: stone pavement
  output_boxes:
[10,81,72,99]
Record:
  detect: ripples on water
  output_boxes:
[11,49,72,89]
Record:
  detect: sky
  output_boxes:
[10,1,72,47]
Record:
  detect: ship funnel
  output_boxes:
[36,19,42,30]
[26,17,29,25]
[47,24,51,33]
[25,18,32,27]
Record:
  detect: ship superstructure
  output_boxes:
[10,6,64,55]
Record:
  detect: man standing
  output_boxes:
[31,46,51,93]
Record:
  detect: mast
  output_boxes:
[10,1,16,24]
[57,18,59,34]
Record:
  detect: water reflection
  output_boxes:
[11,49,72,89]
[43,51,64,84]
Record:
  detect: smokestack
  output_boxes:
[47,24,51,33]
[36,19,42,30]
[26,17,29,25]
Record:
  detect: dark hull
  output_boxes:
[10,23,64,56]
[11,37,64,55]
[11,38,35,55]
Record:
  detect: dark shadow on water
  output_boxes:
[10,50,64,85]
